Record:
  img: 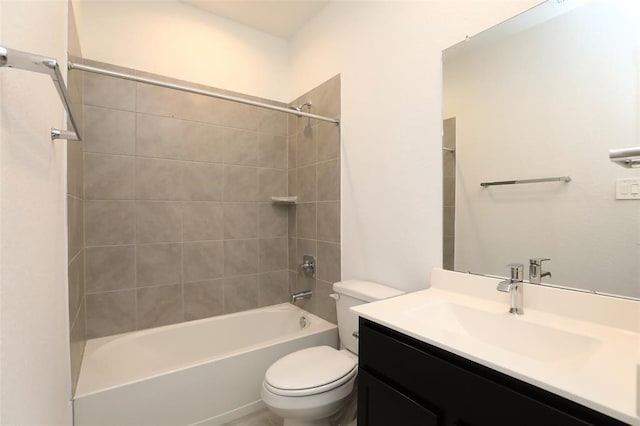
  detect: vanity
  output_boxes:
[352,269,640,426]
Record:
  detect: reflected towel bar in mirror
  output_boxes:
[480,176,572,188]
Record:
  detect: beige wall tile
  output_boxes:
[84,72,136,111]
[179,92,228,125]
[259,238,288,272]
[296,125,317,167]
[258,204,288,238]
[317,202,340,242]
[67,195,84,258]
[317,242,340,284]
[136,243,182,286]
[84,106,135,155]
[296,203,317,239]
[258,169,286,202]
[68,250,85,324]
[258,134,287,169]
[136,284,183,329]
[67,139,84,197]
[443,176,456,207]
[183,202,224,241]
[224,275,259,314]
[86,290,136,338]
[181,121,225,163]
[136,158,184,201]
[316,122,340,162]
[136,201,183,243]
[297,165,316,202]
[85,201,135,246]
[287,115,297,137]
[224,239,259,276]
[222,129,258,166]
[136,83,184,118]
[288,237,297,271]
[69,302,86,395]
[183,241,224,282]
[184,280,224,321]
[136,114,183,159]
[259,271,290,307]
[86,246,135,292]
[257,109,287,136]
[288,131,297,169]
[183,162,224,201]
[84,153,135,200]
[317,160,340,201]
[224,203,258,239]
[315,280,338,324]
[287,169,297,197]
[443,206,455,238]
[224,166,258,202]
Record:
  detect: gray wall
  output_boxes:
[80,61,341,339]
[442,117,456,270]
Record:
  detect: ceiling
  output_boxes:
[181,0,330,39]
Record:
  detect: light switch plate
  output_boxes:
[615,177,640,200]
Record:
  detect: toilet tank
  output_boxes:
[332,280,405,354]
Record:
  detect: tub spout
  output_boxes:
[291,290,312,303]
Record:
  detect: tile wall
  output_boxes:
[288,76,341,323]
[81,61,341,338]
[443,117,456,270]
[67,0,86,394]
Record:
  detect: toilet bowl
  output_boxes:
[261,280,404,426]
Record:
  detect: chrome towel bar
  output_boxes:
[0,45,81,141]
[480,176,572,187]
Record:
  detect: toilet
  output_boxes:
[261,280,405,426]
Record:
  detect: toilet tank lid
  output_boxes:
[333,280,405,302]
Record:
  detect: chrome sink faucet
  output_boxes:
[529,258,551,284]
[497,263,524,315]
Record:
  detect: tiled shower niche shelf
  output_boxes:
[271,196,298,205]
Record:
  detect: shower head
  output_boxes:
[290,101,312,112]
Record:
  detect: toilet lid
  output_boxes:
[264,346,357,396]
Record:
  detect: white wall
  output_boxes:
[77,1,290,101]
[0,1,72,424]
[444,1,640,297]
[289,1,539,292]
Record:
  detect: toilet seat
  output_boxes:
[264,346,357,397]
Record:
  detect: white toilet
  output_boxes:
[261,280,405,426]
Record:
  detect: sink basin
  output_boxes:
[405,301,601,366]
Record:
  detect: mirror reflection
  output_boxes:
[442,0,640,299]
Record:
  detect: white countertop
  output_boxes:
[352,268,640,425]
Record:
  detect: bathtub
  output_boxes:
[74,303,337,426]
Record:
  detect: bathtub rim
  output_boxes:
[75,303,337,399]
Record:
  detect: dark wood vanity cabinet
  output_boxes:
[358,319,628,426]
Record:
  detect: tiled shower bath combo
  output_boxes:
[67,57,341,424]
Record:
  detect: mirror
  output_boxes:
[442,0,640,299]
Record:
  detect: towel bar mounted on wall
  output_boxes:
[0,45,81,141]
[480,176,572,187]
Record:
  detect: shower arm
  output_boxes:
[0,45,81,141]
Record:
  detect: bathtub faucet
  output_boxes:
[291,290,313,303]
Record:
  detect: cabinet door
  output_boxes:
[358,369,439,426]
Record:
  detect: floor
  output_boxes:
[223,408,358,426]
[223,408,283,426]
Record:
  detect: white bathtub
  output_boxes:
[74,303,337,426]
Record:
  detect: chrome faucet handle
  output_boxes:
[529,258,551,283]
[507,263,524,282]
[529,258,550,266]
